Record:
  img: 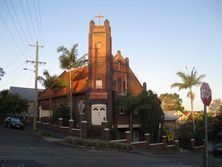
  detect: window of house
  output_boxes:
[96,42,101,54]
[118,62,121,71]
[118,103,125,115]
[119,104,125,115]
[123,81,126,95]
[117,79,122,94]
[96,79,102,89]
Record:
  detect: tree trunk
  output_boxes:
[191,95,195,134]
[129,110,133,141]
[69,69,73,120]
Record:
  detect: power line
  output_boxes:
[26,0,37,41]
[0,61,26,87]
[19,0,34,43]
[2,46,32,70]
[9,0,30,44]
[26,72,34,88]
[33,0,41,40]
[0,13,28,60]
[37,0,44,41]
[3,0,28,52]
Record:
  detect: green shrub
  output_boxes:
[64,136,133,151]
[52,104,69,125]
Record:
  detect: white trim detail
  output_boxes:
[117,124,141,128]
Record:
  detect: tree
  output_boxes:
[209,99,222,115]
[52,104,69,125]
[171,67,205,133]
[38,70,65,90]
[118,93,140,140]
[57,44,86,121]
[0,90,28,116]
[38,70,66,118]
[209,114,222,141]
[159,93,184,112]
[138,90,164,141]
[119,90,164,142]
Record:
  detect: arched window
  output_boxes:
[96,77,102,89]
[118,61,121,71]
[118,79,122,94]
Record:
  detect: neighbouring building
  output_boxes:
[10,86,43,116]
[39,18,147,140]
[163,110,187,138]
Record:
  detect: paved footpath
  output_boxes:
[0,126,221,167]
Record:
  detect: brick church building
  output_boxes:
[39,18,147,140]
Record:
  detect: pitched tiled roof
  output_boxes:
[10,86,43,101]
[39,66,88,100]
[39,61,143,99]
[113,50,127,64]
[164,111,185,121]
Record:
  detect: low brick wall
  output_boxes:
[37,123,80,138]
[109,139,127,143]
[131,141,147,150]
[149,143,165,150]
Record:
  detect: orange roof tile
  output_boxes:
[39,66,88,99]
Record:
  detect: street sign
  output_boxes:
[200,82,212,106]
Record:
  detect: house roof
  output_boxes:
[39,66,88,100]
[10,86,43,101]
[164,110,185,121]
[113,50,127,64]
[39,56,144,100]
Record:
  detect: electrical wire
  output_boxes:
[37,0,44,41]
[26,71,34,88]
[33,0,41,40]
[19,0,34,43]
[0,61,26,87]
[26,0,37,41]
[0,13,28,60]
[9,0,30,44]
[3,0,28,52]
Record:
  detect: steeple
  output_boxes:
[88,17,112,92]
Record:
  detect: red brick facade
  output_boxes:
[39,19,145,139]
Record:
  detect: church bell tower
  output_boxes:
[88,17,113,127]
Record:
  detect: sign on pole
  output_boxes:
[200,82,212,167]
[200,82,212,106]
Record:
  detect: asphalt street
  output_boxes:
[0,126,221,167]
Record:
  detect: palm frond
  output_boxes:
[57,46,69,54]
[43,70,50,78]
[59,55,71,70]
[171,82,188,90]
[70,43,78,60]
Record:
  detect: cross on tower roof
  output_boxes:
[95,13,104,26]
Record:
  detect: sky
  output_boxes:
[0,0,222,111]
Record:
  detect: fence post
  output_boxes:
[190,138,195,150]
[125,131,131,144]
[175,140,179,150]
[104,128,110,141]
[81,121,88,138]
[69,119,74,129]
[145,133,150,149]
[58,118,63,127]
[162,136,167,148]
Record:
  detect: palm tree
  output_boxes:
[38,70,65,117]
[171,67,205,133]
[57,43,86,121]
[38,70,65,90]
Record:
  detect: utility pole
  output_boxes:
[27,41,45,131]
